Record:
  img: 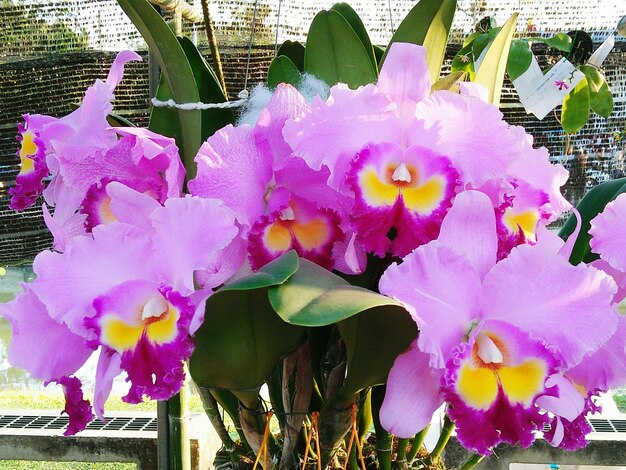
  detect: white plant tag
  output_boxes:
[587,35,615,67]
[513,57,585,120]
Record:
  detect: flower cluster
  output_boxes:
[1,42,625,456]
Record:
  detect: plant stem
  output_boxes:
[194,385,237,452]
[423,416,454,467]
[407,425,429,464]
[396,438,409,461]
[458,452,485,470]
[371,385,392,470]
[200,0,228,98]
[167,382,191,470]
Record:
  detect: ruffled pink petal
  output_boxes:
[495,182,550,260]
[248,195,343,270]
[107,181,161,232]
[93,350,123,421]
[59,376,95,435]
[481,242,618,368]
[43,204,88,253]
[506,126,571,218]
[590,259,626,304]
[283,84,401,190]
[188,124,273,230]
[437,190,497,280]
[442,322,556,455]
[568,313,626,391]
[543,392,600,450]
[590,193,626,272]
[106,50,142,88]
[458,82,489,102]
[379,242,481,367]
[0,286,92,381]
[113,127,185,199]
[9,120,50,210]
[379,43,430,124]
[413,91,515,189]
[254,83,307,167]
[194,235,248,291]
[51,376,95,436]
[380,342,443,437]
[536,374,585,422]
[150,196,238,295]
[348,143,459,257]
[31,223,156,334]
[88,281,195,403]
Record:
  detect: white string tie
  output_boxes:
[151,89,249,110]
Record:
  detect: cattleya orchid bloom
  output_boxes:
[379,191,622,454]
[189,83,353,272]
[0,185,238,431]
[10,51,185,252]
[284,42,570,259]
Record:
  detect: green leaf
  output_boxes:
[561,76,590,134]
[384,0,457,83]
[474,13,518,106]
[117,0,201,180]
[559,178,626,265]
[535,32,572,52]
[330,2,377,71]
[267,55,301,88]
[304,9,378,88]
[507,39,533,81]
[471,32,492,62]
[149,73,182,148]
[337,306,417,398]
[106,113,135,127]
[189,252,305,390]
[373,45,385,67]
[451,43,474,77]
[178,37,235,141]
[277,40,305,71]
[581,65,613,118]
[431,71,466,93]
[269,258,404,327]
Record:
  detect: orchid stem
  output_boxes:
[423,415,454,467]
[407,425,429,464]
[458,452,485,470]
[371,385,392,470]
[396,438,409,462]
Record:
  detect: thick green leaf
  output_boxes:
[178,37,235,141]
[373,45,385,66]
[474,14,518,106]
[117,0,201,180]
[535,32,572,52]
[267,55,301,88]
[106,113,135,127]
[277,40,305,71]
[471,32,492,61]
[330,2,377,71]
[561,77,590,134]
[337,306,417,399]
[507,39,533,81]
[451,43,474,77]
[383,0,457,83]
[581,65,613,118]
[190,253,305,390]
[149,73,182,147]
[269,258,404,327]
[431,71,466,93]
[559,178,626,265]
[304,10,377,88]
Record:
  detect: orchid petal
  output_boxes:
[379,342,443,437]
[380,242,481,367]
[536,375,585,422]
[150,196,238,294]
[107,181,161,231]
[106,50,142,89]
[0,287,92,381]
[93,350,122,421]
[438,190,497,279]
[482,243,618,367]
[590,193,626,272]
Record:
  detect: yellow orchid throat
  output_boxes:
[18,130,39,176]
[100,295,180,353]
[359,163,446,215]
[455,333,548,410]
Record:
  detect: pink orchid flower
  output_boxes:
[0,187,238,433]
[284,43,571,259]
[378,191,620,455]
[189,84,354,273]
